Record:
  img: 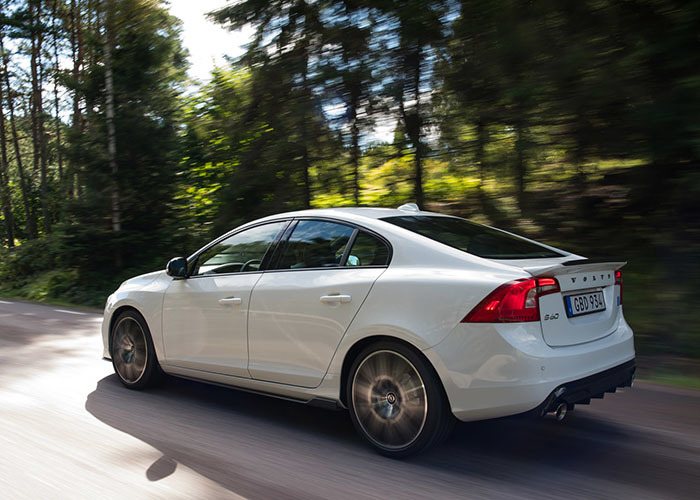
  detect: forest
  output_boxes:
[0,0,698,367]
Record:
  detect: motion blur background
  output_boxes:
[0,0,698,382]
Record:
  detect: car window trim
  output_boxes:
[265,219,299,272]
[339,228,360,266]
[261,265,390,275]
[186,219,293,279]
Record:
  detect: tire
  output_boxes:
[347,341,455,458]
[110,309,162,390]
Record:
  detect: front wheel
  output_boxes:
[347,341,454,457]
[110,309,162,390]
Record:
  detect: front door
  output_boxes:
[162,221,289,377]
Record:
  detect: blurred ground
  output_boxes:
[1,300,699,499]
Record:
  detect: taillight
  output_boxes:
[462,278,560,323]
[615,270,623,305]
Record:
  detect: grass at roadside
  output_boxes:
[629,355,700,391]
[0,293,104,314]
[638,373,700,391]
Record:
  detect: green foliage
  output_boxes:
[643,373,700,391]
[1,0,190,308]
[181,62,340,236]
[0,0,698,361]
[0,238,82,304]
[17,269,81,302]
[61,0,187,270]
[0,238,64,281]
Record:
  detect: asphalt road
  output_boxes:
[1,299,699,499]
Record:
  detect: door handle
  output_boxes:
[218,297,242,306]
[320,294,352,304]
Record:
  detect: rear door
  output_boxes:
[530,261,625,347]
[247,220,390,387]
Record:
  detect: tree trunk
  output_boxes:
[413,151,424,208]
[299,46,311,209]
[349,89,360,206]
[400,46,424,208]
[514,120,527,212]
[103,0,120,235]
[475,117,487,190]
[0,35,37,239]
[69,0,84,199]
[30,4,41,176]
[0,69,14,247]
[52,0,64,184]
[30,0,51,234]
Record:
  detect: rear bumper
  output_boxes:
[531,359,635,416]
[422,314,636,422]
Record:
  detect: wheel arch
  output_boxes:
[338,335,448,408]
[108,305,146,348]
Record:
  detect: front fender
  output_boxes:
[102,273,171,362]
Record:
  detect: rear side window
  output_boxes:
[383,215,563,259]
[275,220,355,270]
[347,232,390,266]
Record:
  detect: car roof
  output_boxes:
[261,206,451,222]
[244,206,535,276]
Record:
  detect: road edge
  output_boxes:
[0,296,104,315]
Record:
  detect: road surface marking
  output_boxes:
[0,300,14,304]
[54,309,88,316]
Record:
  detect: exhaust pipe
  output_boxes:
[539,387,569,420]
[553,402,568,421]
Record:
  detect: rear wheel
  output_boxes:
[110,309,162,389]
[347,341,454,457]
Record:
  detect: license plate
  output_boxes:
[564,291,606,318]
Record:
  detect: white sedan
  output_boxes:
[102,204,635,457]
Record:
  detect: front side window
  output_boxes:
[193,221,288,275]
[274,220,355,270]
[383,215,563,259]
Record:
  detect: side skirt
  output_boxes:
[159,364,343,411]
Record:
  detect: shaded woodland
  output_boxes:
[0,0,698,359]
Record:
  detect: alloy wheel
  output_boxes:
[351,350,428,450]
[111,316,148,384]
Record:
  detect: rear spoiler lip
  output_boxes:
[525,259,627,277]
[560,258,626,267]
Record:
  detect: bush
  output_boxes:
[0,235,118,308]
[0,238,65,283]
[18,269,81,302]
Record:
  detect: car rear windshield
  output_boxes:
[382,215,564,259]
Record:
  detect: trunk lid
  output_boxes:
[497,258,626,346]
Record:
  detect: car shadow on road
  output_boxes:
[423,409,696,498]
[85,374,696,499]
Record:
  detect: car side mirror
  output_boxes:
[166,257,188,278]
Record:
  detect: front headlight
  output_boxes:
[105,293,116,311]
